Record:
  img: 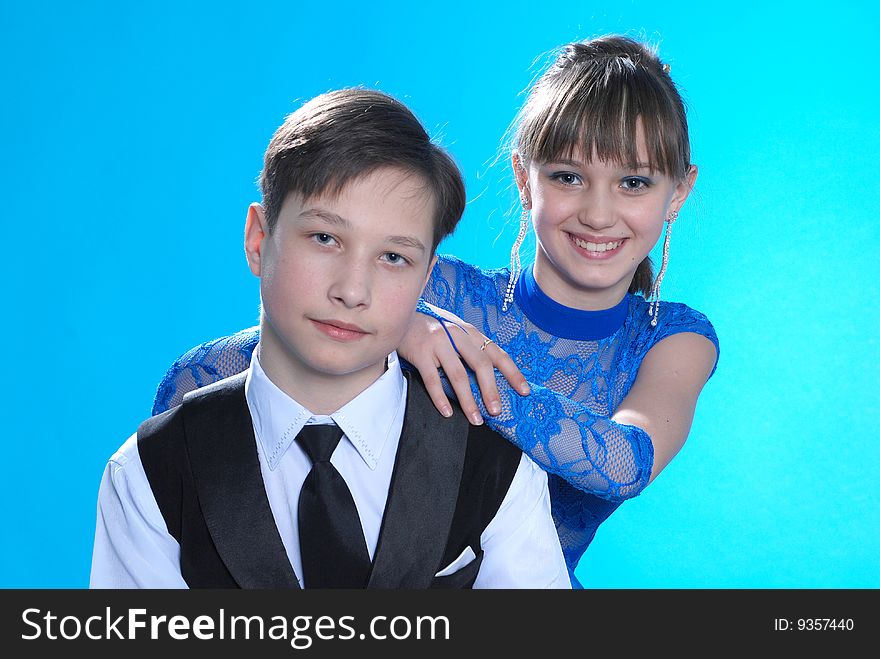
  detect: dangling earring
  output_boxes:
[503,195,530,312]
[648,210,678,327]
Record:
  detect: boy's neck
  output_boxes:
[256,327,389,416]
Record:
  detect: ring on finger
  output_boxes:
[479,338,495,351]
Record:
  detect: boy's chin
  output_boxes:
[304,351,391,380]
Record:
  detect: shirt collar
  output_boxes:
[245,348,406,471]
[514,263,631,340]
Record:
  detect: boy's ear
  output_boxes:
[244,203,268,277]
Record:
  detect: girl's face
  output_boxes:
[516,133,696,311]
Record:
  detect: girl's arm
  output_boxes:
[152,329,259,414]
[406,312,715,499]
[404,255,717,500]
[612,331,717,482]
[453,349,655,500]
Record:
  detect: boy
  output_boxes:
[90,89,569,589]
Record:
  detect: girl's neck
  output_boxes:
[531,254,631,311]
[515,264,630,341]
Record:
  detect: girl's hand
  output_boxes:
[400,303,530,425]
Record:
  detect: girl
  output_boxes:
[153,35,718,587]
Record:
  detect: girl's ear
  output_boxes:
[512,152,531,208]
[669,165,698,215]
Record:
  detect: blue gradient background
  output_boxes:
[1,1,877,588]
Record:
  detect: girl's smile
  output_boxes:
[516,132,696,311]
[566,231,628,260]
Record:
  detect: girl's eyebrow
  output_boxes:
[544,159,654,170]
[545,158,583,167]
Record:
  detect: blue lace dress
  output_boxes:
[153,254,719,587]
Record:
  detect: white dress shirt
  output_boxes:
[90,350,570,589]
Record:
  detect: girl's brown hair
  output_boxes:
[513,36,691,295]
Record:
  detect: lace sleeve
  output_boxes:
[152,328,260,415]
[420,255,653,501]
[421,254,469,311]
[473,374,652,501]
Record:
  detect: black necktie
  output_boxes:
[296,424,372,588]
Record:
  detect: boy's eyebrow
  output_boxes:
[299,208,351,227]
[386,235,427,253]
[299,207,427,254]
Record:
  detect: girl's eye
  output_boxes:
[382,252,409,266]
[621,177,651,191]
[550,172,582,186]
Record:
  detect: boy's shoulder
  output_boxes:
[142,368,523,491]
[139,372,249,461]
[403,370,523,471]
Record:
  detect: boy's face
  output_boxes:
[245,167,436,401]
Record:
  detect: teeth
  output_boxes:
[573,236,622,252]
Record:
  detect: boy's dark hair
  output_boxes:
[260,89,465,253]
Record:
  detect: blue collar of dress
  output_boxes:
[513,265,630,340]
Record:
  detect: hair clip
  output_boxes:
[662,63,671,74]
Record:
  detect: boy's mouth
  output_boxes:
[310,318,370,342]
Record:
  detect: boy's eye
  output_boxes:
[382,252,409,266]
[312,233,337,245]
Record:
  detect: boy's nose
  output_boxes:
[328,263,371,309]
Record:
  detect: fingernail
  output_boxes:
[519,383,530,395]
[488,401,501,415]
[441,406,453,418]
[470,412,483,425]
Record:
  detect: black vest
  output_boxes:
[137,370,523,589]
